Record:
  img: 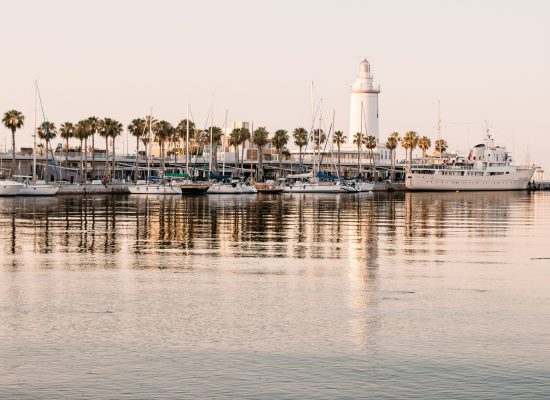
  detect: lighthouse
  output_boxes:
[348,59,380,144]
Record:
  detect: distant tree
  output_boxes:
[364,135,377,175]
[292,127,308,170]
[239,127,251,173]
[87,116,100,179]
[154,120,174,172]
[418,136,432,162]
[401,131,419,168]
[312,129,326,151]
[252,126,269,181]
[228,128,242,172]
[272,129,289,177]
[74,120,90,182]
[385,132,400,181]
[332,130,346,175]
[435,139,448,156]
[37,121,57,163]
[2,110,25,175]
[352,132,365,174]
[206,126,223,173]
[59,122,75,180]
[128,118,147,161]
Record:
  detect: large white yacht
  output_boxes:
[405,134,536,191]
[281,173,350,193]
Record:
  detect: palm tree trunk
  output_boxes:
[11,129,16,176]
[91,134,95,179]
[258,145,263,182]
[105,137,109,177]
[65,138,69,181]
[357,145,360,175]
[234,146,239,175]
[135,140,140,180]
[84,138,88,182]
[278,149,282,178]
[112,137,116,180]
[337,144,341,175]
[299,147,303,172]
[79,139,84,183]
[240,142,245,174]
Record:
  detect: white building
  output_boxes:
[348,58,380,148]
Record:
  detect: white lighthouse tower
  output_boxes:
[348,59,380,144]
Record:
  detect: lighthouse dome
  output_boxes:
[358,59,370,78]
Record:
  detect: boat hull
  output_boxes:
[405,168,536,191]
[128,184,182,195]
[282,183,347,193]
[18,184,59,196]
[0,181,24,196]
[207,184,257,194]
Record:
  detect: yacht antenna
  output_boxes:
[33,80,37,180]
[185,103,190,176]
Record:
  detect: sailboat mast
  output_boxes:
[318,98,323,175]
[209,97,213,174]
[147,108,152,181]
[33,80,37,180]
[222,109,228,176]
[186,103,190,176]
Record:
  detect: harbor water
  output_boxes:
[1,192,549,399]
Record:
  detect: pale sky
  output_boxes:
[1,0,549,171]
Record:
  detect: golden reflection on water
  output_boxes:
[0,191,538,266]
[1,192,550,399]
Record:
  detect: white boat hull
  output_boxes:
[406,168,536,191]
[0,181,24,196]
[207,183,257,194]
[355,182,375,192]
[18,184,59,196]
[128,184,182,195]
[282,183,347,193]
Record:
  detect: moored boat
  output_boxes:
[207,179,257,194]
[405,134,536,191]
[0,180,25,196]
[128,180,182,195]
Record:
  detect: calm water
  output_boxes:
[1,192,549,399]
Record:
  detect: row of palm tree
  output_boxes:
[3,109,449,182]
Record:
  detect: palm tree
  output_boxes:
[252,127,269,181]
[87,116,100,179]
[143,114,158,170]
[332,131,346,175]
[435,139,448,156]
[401,131,419,168]
[352,132,365,174]
[292,127,308,170]
[176,119,195,166]
[206,126,223,173]
[364,135,377,177]
[239,127,251,173]
[2,110,25,175]
[312,129,326,151]
[272,129,289,177]
[154,120,174,172]
[59,122,75,181]
[128,118,146,179]
[107,119,123,179]
[228,128,242,172]
[385,132,399,181]
[418,136,431,163]
[37,121,57,178]
[98,118,110,176]
[74,120,89,182]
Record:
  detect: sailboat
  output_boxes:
[0,180,24,196]
[17,81,59,196]
[128,109,182,195]
[282,94,350,193]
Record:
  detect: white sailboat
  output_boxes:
[128,110,182,195]
[15,81,59,196]
[207,179,257,194]
[0,180,24,196]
